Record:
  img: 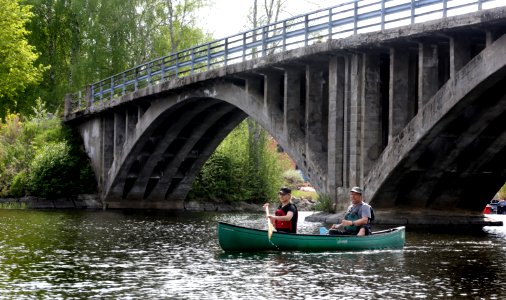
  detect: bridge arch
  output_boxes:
[95,80,322,209]
[365,34,506,212]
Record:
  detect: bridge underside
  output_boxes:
[373,77,506,211]
[366,33,506,213]
[105,98,247,209]
[88,97,246,209]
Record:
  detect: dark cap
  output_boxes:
[278,187,291,195]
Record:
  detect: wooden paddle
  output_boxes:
[265,205,274,239]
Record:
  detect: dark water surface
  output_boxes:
[0,209,505,299]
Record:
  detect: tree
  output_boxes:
[245,0,287,195]
[23,0,211,113]
[0,0,47,118]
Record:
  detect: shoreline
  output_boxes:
[0,195,316,212]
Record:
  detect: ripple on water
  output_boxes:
[1,210,506,299]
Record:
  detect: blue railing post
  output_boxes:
[262,26,267,57]
[283,20,287,51]
[224,38,228,66]
[134,68,139,91]
[207,43,211,70]
[161,59,166,81]
[242,33,247,61]
[191,48,195,74]
[305,14,309,46]
[328,7,333,40]
[353,0,358,34]
[86,85,93,110]
[411,0,415,24]
[122,73,126,95]
[381,0,385,30]
[175,55,179,77]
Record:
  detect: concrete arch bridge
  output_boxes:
[64,1,506,225]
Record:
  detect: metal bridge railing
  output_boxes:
[66,0,504,114]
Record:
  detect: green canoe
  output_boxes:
[218,222,405,252]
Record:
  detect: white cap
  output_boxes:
[350,186,363,194]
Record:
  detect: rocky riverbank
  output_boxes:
[0,195,317,212]
[306,209,504,231]
[0,195,103,209]
[184,196,317,211]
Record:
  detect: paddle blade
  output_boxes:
[268,222,274,239]
[319,227,329,235]
[265,205,274,240]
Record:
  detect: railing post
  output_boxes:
[99,81,103,105]
[64,93,72,117]
[283,20,287,51]
[328,8,333,41]
[262,26,267,57]
[242,33,246,62]
[86,85,93,109]
[354,0,358,34]
[110,77,114,100]
[478,0,483,10]
[176,54,179,77]
[207,43,211,70]
[148,62,152,84]
[134,68,139,91]
[305,14,309,46]
[411,0,415,24]
[443,0,447,18]
[78,90,82,110]
[161,58,165,81]
[224,38,228,66]
[122,73,126,95]
[191,47,195,74]
[381,0,385,30]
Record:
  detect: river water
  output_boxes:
[0,209,505,299]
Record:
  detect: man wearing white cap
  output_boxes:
[329,186,373,236]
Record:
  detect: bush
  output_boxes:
[188,119,283,203]
[283,169,304,190]
[29,141,96,198]
[189,153,236,201]
[0,100,97,198]
[29,142,74,197]
[314,194,335,213]
[10,171,27,197]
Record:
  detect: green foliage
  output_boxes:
[189,119,283,203]
[20,0,211,115]
[498,183,506,199]
[29,142,73,197]
[189,153,236,201]
[282,169,304,190]
[0,100,96,198]
[0,0,48,118]
[314,194,335,213]
[10,171,27,197]
[291,189,318,201]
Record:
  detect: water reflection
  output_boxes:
[0,209,505,299]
